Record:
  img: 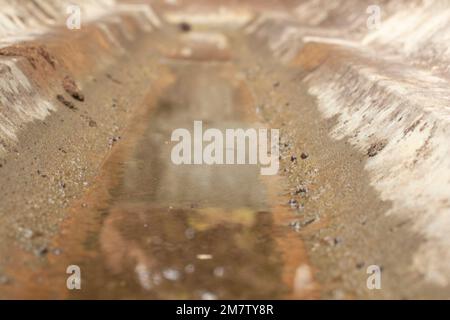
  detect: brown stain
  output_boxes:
[290,42,331,71]
[262,172,320,299]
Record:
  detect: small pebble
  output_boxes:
[179,22,192,32]
[288,199,299,209]
[289,220,301,232]
[295,185,308,195]
[34,245,48,257]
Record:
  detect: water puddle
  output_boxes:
[5,60,317,299]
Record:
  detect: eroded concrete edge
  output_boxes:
[246,1,450,288]
[0,1,160,157]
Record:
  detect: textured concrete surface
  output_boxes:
[0,0,449,299]
[247,0,450,289]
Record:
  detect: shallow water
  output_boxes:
[4,51,315,299]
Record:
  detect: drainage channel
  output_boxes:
[3,40,317,299]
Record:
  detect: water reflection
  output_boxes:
[69,64,291,299]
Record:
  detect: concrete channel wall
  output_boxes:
[247,0,450,287]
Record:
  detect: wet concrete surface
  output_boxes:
[71,65,286,299]
[0,43,316,299]
[1,25,442,299]
[1,1,449,300]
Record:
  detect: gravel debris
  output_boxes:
[63,75,85,102]
[34,245,49,257]
[367,140,387,157]
[57,94,77,110]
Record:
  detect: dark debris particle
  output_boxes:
[108,136,122,147]
[295,203,305,213]
[106,73,122,84]
[179,22,192,32]
[57,94,77,110]
[300,152,309,160]
[323,236,343,246]
[302,217,316,227]
[367,140,387,157]
[63,75,85,102]
[290,155,297,162]
[34,246,48,257]
[89,120,97,127]
[295,185,308,195]
[289,220,301,229]
[37,170,47,178]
